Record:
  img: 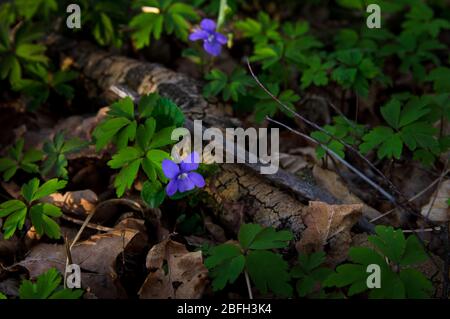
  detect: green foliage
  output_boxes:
[251,84,299,123]
[203,68,253,102]
[13,64,78,110]
[300,56,334,90]
[92,96,138,151]
[141,180,166,208]
[380,3,449,81]
[13,0,58,21]
[234,12,280,44]
[205,223,294,297]
[0,139,43,181]
[291,252,334,298]
[331,49,380,97]
[0,23,47,86]
[0,292,5,299]
[336,0,408,12]
[246,19,323,71]
[19,268,83,299]
[402,2,450,39]
[41,133,87,179]
[93,93,184,151]
[360,96,441,165]
[0,178,66,239]
[324,226,432,298]
[107,126,171,197]
[130,0,199,49]
[426,67,450,93]
[383,34,445,81]
[334,28,394,53]
[78,0,129,47]
[93,94,184,197]
[311,116,366,160]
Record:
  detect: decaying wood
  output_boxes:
[48,37,372,237]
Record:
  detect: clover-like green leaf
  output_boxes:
[19,268,83,299]
[204,244,245,291]
[238,223,293,250]
[246,250,292,297]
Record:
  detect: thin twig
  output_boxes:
[61,214,114,232]
[402,228,440,233]
[244,270,253,299]
[370,169,450,223]
[266,116,397,204]
[303,95,400,194]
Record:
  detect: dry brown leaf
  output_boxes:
[313,165,381,220]
[297,201,362,255]
[421,180,450,222]
[18,226,146,298]
[42,190,98,217]
[138,239,208,299]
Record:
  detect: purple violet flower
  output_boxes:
[162,152,205,196]
[189,18,227,57]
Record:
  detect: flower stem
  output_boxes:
[217,0,227,30]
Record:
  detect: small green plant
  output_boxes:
[426,67,450,93]
[300,56,334,90]
[78,0,128,47]
[0,22,47,85]
[130,0,200,49]
[311,116,366,159]
[94,93,184,197]
[334,28,394,53]
[41,133,87,179]
[203,68,253,102]
[13,63,78,110]
[234,12,280,45]
[0,178,66,239]
[0,138,43,181]
[93,93,184,150]
[359,96,441,165]
[291,251,334,298]
[331,49,380,97]
[246,20,322,71]
[0,292,5,299]
[380,3,449,81]
[107,120,172,197]
[324,225,433,298]
[205,223,294,297]
[18,268,83,299]
[11,0,58,21]
[251,84,299,123]
[401,2,450,39]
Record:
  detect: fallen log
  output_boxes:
[48,37,375,237]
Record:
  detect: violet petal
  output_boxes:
[215,32,228,45]
[188,172,205,188]
[180,152,200,172]
[203,41,222,57]
[162,159,180,179]
[200,19,216,32]
[166,179,178,196]
[178,176,195,193]
[189,29,209,41]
